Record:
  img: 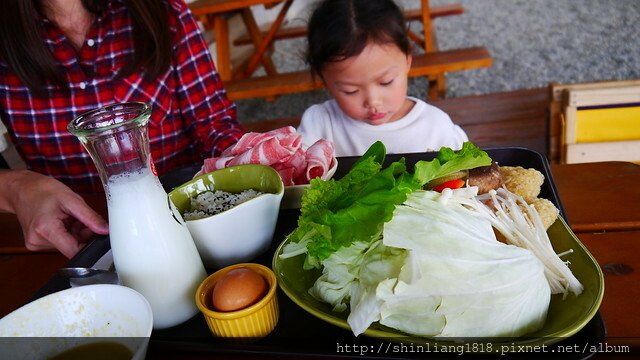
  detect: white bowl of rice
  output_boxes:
[168,164,284,269]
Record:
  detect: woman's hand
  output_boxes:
[0,170,109,258]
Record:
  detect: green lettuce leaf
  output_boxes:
[284,141,492,269]
[412,142,492,185]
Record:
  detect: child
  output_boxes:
[297,0,468,157]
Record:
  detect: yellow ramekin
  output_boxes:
[195,263,279,338]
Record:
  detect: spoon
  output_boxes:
[58,267,114,278]
[58,267,120,285]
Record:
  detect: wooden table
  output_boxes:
[550,161,640,354]
[577,230,640,349]
[1,161,638,358]
[188,0,293,81]
[551,161,640,233]
[187,0,492,101]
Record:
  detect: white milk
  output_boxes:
[106,169,207,329]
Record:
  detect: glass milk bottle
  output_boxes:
[68,102,207,329]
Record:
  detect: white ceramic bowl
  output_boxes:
[0,284,152,360]
[281,157,338,209]
[169,164,284,269]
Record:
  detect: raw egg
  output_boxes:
[211,267,268,312]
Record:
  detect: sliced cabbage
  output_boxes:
[334,190,550,337]
[309,187,584,338]
[309,238,406,312]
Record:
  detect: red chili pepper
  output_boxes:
[432,179,465,192]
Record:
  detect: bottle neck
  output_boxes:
[68,102,153,185]
[81,124,152,185]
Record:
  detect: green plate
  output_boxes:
[272,216,604,348]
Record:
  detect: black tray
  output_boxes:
[32,148,605,359]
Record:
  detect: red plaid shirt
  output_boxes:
[0,0,245,193]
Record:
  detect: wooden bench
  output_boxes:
[232,4,464,46]
[226,46,492,100]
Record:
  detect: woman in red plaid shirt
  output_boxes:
[0,0,246,257]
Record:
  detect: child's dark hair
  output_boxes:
[306,0,410,78]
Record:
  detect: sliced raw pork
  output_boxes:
[198,127,334,186]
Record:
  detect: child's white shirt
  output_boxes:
[297,97,468,157]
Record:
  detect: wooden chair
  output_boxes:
[548,80,640,164]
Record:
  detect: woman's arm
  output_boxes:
[0,169,108,258]
[169,1,245,157]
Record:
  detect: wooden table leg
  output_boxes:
[429,29,447,99]
[421,0,435,52]
[407,30,423,46]
[237,8,279,78]
[240,0,293,79]
[420,0,447,99]
[212,14,232,81]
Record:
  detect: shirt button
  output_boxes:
[79,82,86,89]
[87,39,95,46]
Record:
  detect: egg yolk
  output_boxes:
[211,268,268,312]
